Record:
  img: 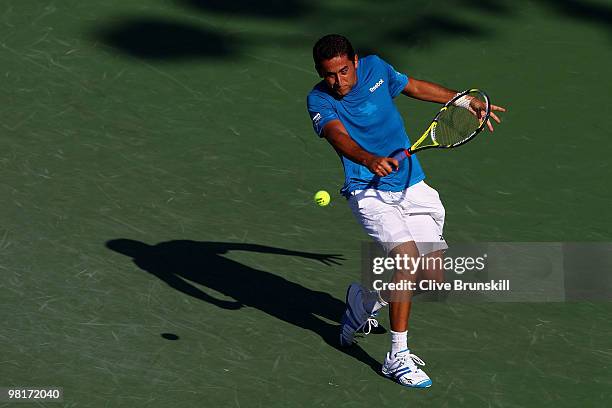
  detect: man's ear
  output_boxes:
[354,54,359,69]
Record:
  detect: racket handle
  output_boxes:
[391,149,412,162]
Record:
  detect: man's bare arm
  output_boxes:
[402,78,507,131]
[321,120,399,177]
[401,78,456,103]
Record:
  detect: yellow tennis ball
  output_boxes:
[314,190,330,206]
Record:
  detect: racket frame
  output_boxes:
[392,88,491,161]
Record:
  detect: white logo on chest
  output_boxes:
[369,79,384,93]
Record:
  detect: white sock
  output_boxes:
[390,330,408,355]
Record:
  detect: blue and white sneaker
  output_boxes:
[381,349,432,388]
[339,283,379,347]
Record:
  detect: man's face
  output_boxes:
[318,54,359,98]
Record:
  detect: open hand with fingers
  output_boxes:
[468,98,506,132]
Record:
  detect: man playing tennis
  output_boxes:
[306,34,505,388]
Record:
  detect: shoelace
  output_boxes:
[360,316,379,335]
[389,352,426,373]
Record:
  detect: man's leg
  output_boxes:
[414,249,446,301]
[418,249,444,283]
[379,241,433,388]
[342,188,434,387]
[382,245,444,332]
[387,241,419,333]
[340,190,404,347]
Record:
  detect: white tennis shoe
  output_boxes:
[381,349,432,388]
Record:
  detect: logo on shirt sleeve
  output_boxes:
[312,112,322,125]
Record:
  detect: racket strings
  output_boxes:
[432,92,486,147]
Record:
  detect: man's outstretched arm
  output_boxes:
[219,242,344,266]
[401,78,457,104]
[402,78,506,131]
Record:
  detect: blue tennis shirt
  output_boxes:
[306,55,425,197]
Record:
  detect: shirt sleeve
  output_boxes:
[376,55,409,98]
[306,92,338,137]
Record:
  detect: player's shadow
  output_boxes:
[106,239,382,371]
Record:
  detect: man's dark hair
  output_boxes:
[313,34,355,71]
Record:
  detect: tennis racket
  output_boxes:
[391,88,491,161]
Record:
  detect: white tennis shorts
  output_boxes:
[348,181,448,255]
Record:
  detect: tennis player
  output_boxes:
[306,34,505,388]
